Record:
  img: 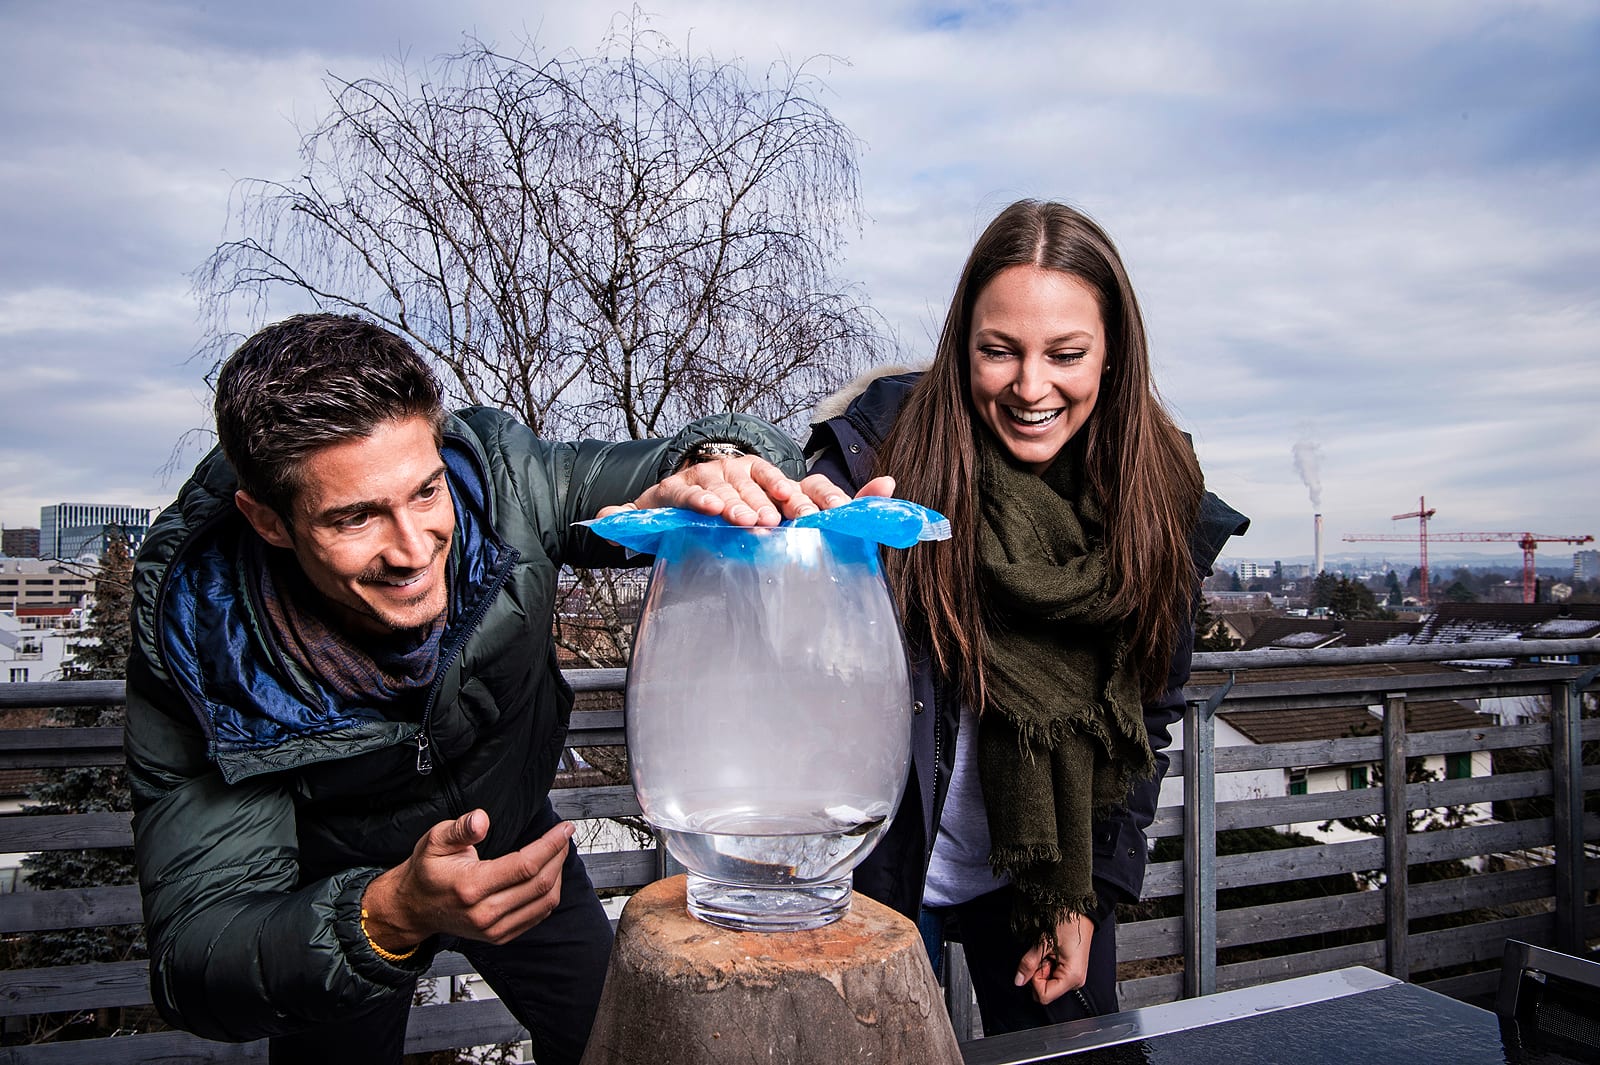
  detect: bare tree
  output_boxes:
[194,16,888,441]
[193,18,892,801]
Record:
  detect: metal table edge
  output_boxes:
[959,967,1401,1065]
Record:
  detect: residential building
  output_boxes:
[1391,602,1600,724]
[1,527,39,559]
[1211,610,1273,648]
[1239,616,1421,652]
[1202,591,1275,613]
[0,560,94,611]
[1164,661,1495,847]
[0,605,83,684]
[39,503,150,560]
[1237,561,1276,582]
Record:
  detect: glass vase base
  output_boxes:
[684,874,852,932]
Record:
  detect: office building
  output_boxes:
[39,503,150,560]
[1,528,39,558]
[0,559,94,610]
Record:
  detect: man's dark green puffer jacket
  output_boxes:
[124,406,803,1042]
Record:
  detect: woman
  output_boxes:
[805,200,1247,1033]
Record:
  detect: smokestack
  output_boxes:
[1314,513,1324,576]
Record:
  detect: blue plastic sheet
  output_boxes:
[582,496,951,555]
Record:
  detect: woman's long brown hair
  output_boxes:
[877,200,1203,706]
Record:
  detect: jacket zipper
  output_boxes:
[922,679,949,891]
[412,543,520,782]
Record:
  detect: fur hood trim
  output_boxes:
[811,363,928,425]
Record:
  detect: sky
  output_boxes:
[1,0,1596,565]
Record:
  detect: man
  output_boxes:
[125,314,875,1063]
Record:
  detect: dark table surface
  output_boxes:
[961,967,1585,1065]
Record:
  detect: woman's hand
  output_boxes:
[1013,911,1095,1005]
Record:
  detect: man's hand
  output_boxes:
[1014,911,1095,1005]
[598,454,895,526]
[360,810,573,954]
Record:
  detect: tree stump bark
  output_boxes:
[580,875,962,1065]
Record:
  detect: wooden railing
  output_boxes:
[1118,637,1600,1013]
[1,642,1597,1060]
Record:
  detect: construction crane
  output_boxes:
[1344,496,1437,605]
[1347,500,1592,604]
[1424,532,1593,603]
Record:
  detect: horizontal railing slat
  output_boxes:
[1166,721,1556,779]
[401,996,527,1056]
[1212,735,1381,775]
[1190,638,1600,671]
[1420,968,1500,1002]
[3,802,647,855]
[0,1030,264,1064]
[0,944,568,1018]
[1215,939,1387,989]
[0,883,143,933]
[0,992,527,1063]
[1145,837,1385,898]
[1115,970,1183,1010]
[575,847,657,891]
[1153,767,1561,839]
[1150,785,1384,839]
[0,727,124,770]
[551,784,641,820]
[0,958,152,1018]
[1406,911,1558,974]
[1,811,132,851]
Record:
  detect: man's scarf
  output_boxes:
[254,543,445,709]
[974,432,1153,945]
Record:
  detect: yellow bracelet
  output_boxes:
[360,907,419,963]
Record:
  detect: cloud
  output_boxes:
[1,0,1596,559]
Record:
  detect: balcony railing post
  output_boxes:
[1549,677,1588,954]
[1382,692,1409,980]
[1184,678,1228,999]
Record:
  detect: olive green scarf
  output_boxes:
[974,433,1153,944]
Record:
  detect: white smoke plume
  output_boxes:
[1292,436,1323,509]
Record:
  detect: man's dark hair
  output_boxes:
[214,313,446,517]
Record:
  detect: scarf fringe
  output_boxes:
[1006,711,1154,773]
[1011,887,1101,948]
[990,843,1062,872]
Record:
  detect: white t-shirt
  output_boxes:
[922,702,1010,908]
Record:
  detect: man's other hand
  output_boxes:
[360,810,574,954]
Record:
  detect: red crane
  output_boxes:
[1347,500,1592,604]
[1344,496,1437,605]
[1423,532,1593,603]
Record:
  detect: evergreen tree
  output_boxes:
[1328,576,1396,620]
[1385,570,1403,605]
[1310,571,1339,609]
[62,529,133,682]
[1195,600,1241,651]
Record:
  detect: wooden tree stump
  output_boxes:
[580,875,962,1065]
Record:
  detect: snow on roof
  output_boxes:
[1527,617,1600,637]
[1274,631,1334,648]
